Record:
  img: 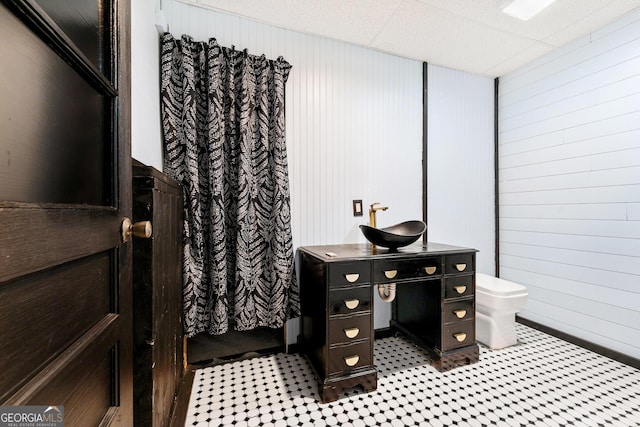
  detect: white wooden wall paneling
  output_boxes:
[501,55,640,121]
[501,73,640,132]
[500,230,640,256]
[501,254,638,293]
[499,8,640,359]
[501,267,640,312]
[501,128,640,168]
[501,203,630,221]
[500,184,640,205]
[426,64,496,275]
[501,92,640,143]
[500,217,640,240]
[500,12,640,101]
[500,242,640,276]
[502,164,640,194]
[523,299,640,344]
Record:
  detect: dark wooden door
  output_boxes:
[0,0,132,425]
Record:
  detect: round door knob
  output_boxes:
[121,217,152,242]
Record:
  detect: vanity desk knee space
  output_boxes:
[298,242,479,403]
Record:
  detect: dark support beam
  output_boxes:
[494,77,500,277]
[422,62,428,243]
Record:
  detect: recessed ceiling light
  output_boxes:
[502,0,557,21]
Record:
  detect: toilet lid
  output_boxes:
[476,273,527,297]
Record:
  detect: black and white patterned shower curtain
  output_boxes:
[160,34,299,337]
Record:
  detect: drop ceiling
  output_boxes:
[175,0,640,77]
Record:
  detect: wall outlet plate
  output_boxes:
[353,200,363,217]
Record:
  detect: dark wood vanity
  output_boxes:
[298,242,479,403]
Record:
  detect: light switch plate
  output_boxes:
[353,200,363,217]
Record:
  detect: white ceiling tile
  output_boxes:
[543,1,640,46]
[195,0,404,46]
[415,0,636,41]
[176,0,640,77]
[482,42,555,77]
[370,1,541,75]
[415,0,557,40]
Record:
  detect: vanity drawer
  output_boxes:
[444,253,474,275]
[329,262,371,287]
[444,275,474,300]
[328,285,372,315]
[328,313,372,346]
[443,299,474,324]
[373,257,441,283]
[327,340,372,375]
[442,320,475,351]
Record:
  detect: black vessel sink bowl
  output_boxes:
[359,220,427,249]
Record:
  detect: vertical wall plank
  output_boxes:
[427,64,496,275]
[498,9,640,358]
[130,0,163,169]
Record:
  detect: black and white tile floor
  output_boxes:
[185,324,640,426]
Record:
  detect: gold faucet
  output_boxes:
[369,202,388,228]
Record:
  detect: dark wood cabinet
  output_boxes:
[392,251,479,371]
[298,242,479,403]
[132,161,184,426]
[299,252,377,403]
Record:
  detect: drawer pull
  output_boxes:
[453,285,467,295]
[344,355,360,367]
[424,266,437,275]
[453,332,467,342]
[453,309,467,319]
[344,327,360,339]
[455,263,467,272]
[344,299,360,310]
[384,269,398,279]
[344,273,360,283]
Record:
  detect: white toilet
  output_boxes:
[475,273,528,349]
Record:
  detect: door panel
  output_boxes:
[0,0,132,425]
[34,0,108,73]
[18,341,116,426]
[0,252,112,399]
[61,354,114,427]
[0,1,108,205]
[0,207,119,282]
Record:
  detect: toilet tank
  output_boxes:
[476,273,528,312]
